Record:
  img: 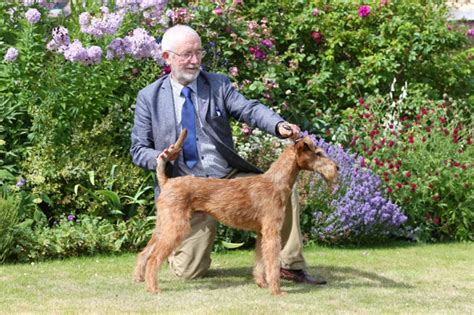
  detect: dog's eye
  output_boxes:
[314,151,323,157]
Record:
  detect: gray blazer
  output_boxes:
[130,71,284,195]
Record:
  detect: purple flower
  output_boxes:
[16,176,26,188]
[249,46,266,60]
[79,11,124,38]
[63,40,88,63]
[67,214,75,222]
[467,29,474,39]
[307,136,407,243]
[261,39,273,49]
[47,26,71,53]
[25,8,41,24]
[122,28,161,61]
[4,47,19,62]
[86,46,102,65]
[358,5,371,17]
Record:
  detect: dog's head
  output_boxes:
[294,136,338,189]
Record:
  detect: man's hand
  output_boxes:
[158,144,180,161]
[277,122,301,141]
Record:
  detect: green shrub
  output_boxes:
[346,88,473,241]
[0,192,19,262]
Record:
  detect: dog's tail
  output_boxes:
[156,129,187,186]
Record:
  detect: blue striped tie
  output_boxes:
[181,87,199,169]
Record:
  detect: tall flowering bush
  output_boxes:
[345,84,473,241]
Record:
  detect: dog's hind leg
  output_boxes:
[253,232,267,288]
[144,208,191,293]
[133,232,159,282]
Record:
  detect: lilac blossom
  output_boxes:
[63,40,88,63]
[25,8,41,24]
[47,26,70,53]
[23,0,52,8]
[79,10,124,38]
[106,38,128,60]
[123,28,161,61]
[304,134,407,243]
[3,47,19,62]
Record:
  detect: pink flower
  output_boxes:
[405,171,411,178]
[358,5,371,17]
[214,7,223,16]
[312,8,320,16]
[433,216,440,225]
[229,66,238,76]
[241,123,252,136]
[467,29,474,38]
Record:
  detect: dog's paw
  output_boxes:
[147,286,162,294]
[255,280,268,288]
[133,275,145,283]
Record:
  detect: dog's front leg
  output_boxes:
[253,233,267,288]
[261,226,285,296]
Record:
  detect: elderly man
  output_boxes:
[130,24,326,285]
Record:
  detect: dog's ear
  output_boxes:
[295,136,315,153]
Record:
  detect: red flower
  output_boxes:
[461,164,467,170]
[428,183,433,189]
[421,107,428,115]
[468,137,472,145]
[408,135,414,144]
[439,116,447,124]
[388,140,395,147]
[425,126,431,132]
[453,161,460,167]
[433,216,440,225]
[396,183,402,189]
[387,187,393,193]
[405,171,411,178]
[411,183,417,192]
[311,31,323,44]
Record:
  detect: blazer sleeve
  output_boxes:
[220,76,284,135]
[130,91,160,171]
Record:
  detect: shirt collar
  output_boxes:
[169,76,198,96]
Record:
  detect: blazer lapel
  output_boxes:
[156,77,178,144]
[197,75,210,122]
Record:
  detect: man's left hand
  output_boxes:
[277,122,301,140]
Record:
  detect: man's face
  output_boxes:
[163,35,203,85]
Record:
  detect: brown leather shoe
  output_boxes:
[280,268,327,285]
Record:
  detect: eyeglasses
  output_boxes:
[168,50,206,61]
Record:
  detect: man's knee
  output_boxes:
[169,252,212,279]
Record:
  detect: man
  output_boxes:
[130,24,326,285]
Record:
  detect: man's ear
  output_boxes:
[162,51,171,64]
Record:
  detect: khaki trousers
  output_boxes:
[167,172,307,279]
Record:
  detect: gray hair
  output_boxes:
[161,25,201,52]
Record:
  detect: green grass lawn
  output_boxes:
[1,242,473,314]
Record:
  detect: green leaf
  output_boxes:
[95,190,121,209]
[221,241,245,249]
[88,171,95,186]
